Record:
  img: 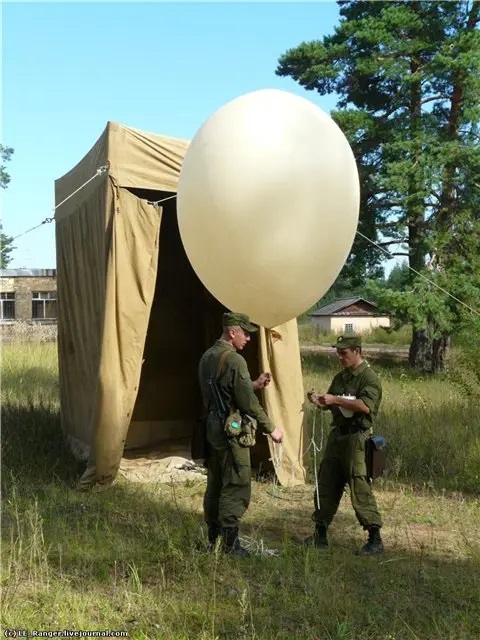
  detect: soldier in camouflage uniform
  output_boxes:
[304,334,384,555]
[198,312,283,557]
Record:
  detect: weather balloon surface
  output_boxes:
[177,88,360,328]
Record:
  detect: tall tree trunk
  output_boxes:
[409,328,431,372]
[413,2,480,373]
[407,51,434,371]
[431,334,451,374]
[409,330,451,374]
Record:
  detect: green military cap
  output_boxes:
[332,334,362,349]
[223,312,258,333]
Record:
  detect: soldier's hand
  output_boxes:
[253,372,272,390]
[263,372,272,387]
[270,427,283,443]
[307,389,326,407]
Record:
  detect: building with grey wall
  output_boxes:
[0,269,57,323]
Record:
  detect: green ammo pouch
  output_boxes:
[224,412,243,438]
[237,413,258,448]
[224,412,258,447]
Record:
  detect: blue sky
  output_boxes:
[2,1,345,269]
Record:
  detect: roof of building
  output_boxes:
[309,297,380,317]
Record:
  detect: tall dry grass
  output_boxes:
[1,336,479,639]
[297,322,412,347]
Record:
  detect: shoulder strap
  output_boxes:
[216,350,231,380]
[205,350,232,413]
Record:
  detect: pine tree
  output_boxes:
[277,0,480,372]
[0,144,16,268]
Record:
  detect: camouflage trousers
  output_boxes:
[204,439,251,529]
[313,429,383,529]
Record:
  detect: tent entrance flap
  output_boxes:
[124,192,270,472]
[126,194,206,451]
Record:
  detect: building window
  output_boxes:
[32,291,57,321]
[344,323,354,332]
[0,292,16,320]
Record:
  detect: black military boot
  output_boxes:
[221,527,250,558]
[358,526,384,555]
[207,525,221,551]
[301,524,329,549]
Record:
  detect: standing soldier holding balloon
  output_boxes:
[198,312,283,557]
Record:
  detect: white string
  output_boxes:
[269,441,284,497]
[55,164,108,211]
[310,407,324,513]
[238,534,281,557]
[0,164,108,256]
[356,230,480,317]
[266,403,326,504]
[147,194,178,206]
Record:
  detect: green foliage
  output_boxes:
[0,144,15,267]
[448,325,480,409]
[0,222,15,268]
[365,248,480,338]
[0,143,14,189]
[387,262,411,291]
[277,1,480,369]
[365,280,455,335]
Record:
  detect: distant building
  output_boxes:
[309,297,390,334]
[0,269,57,323]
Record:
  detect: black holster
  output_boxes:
[365,435,387,481]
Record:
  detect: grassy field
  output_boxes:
[296,323,412,348]
[1,340,480,640]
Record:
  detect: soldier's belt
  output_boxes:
[333,425,367,436]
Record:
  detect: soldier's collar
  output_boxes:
[348,360,369,377]
[216,339,236,351]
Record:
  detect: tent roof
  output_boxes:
[54,121,190,220]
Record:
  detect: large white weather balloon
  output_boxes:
[177,89,360,328]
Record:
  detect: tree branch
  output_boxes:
[466,1,480,29]
[420,95,449,105]
[377,240,408,247]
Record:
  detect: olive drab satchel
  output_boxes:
[212,351,258,448]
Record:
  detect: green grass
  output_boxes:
[297,323,412,347]
[2,340,480,640]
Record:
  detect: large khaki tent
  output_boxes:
[54,121,307,490]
